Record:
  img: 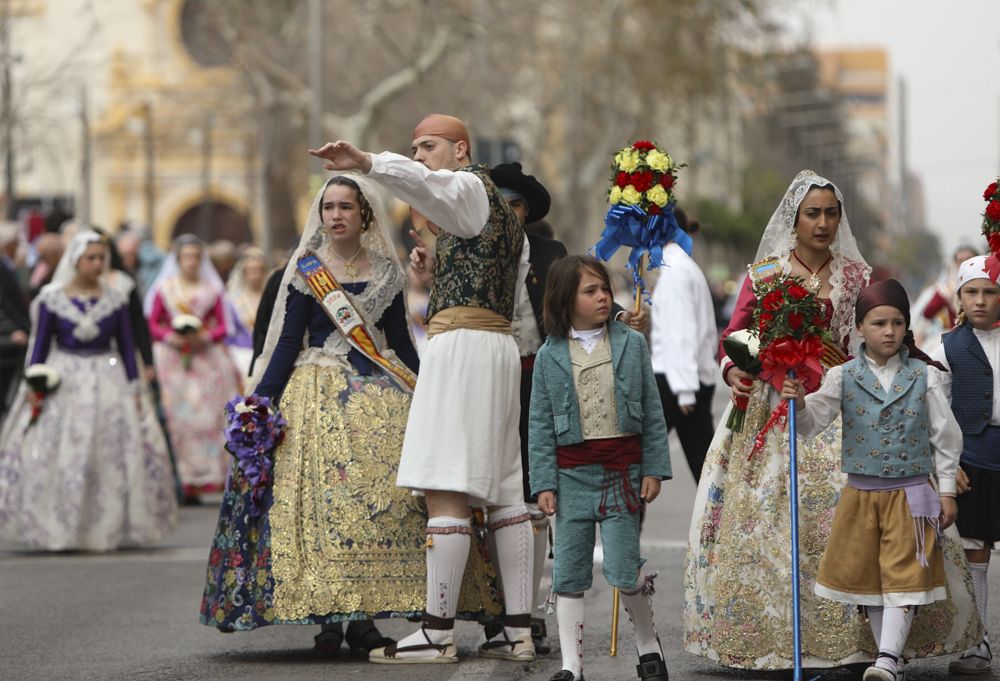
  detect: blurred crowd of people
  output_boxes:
[0,130,995,681]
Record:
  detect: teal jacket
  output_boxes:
[528,321,672,496]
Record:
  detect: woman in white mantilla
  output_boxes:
[0,230,178,551]
[684,170,982,669]
[145,234,242,502]
[225,246,268,380]
[199,175,499,654]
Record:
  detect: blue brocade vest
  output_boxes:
[840,349,933,478]
[941,323,994,435]
[426,167,524,322]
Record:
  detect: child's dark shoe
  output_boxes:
[548,671,583,681]
[636,652,668,680]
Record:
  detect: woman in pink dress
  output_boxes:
[145,235,241,503]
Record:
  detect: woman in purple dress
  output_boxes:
[0,231,177,551]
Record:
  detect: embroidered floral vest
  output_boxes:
[426,167,524,322]
[840,349,933,478]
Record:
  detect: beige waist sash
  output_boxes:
[427,306,512,338]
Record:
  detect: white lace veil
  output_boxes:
[246,173,407,393]
[26,230,120,366]
[45,230,108,293]
[226,246,268,297]
[142,234,228,321]
[753,169,872,353]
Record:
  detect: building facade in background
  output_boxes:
[2,0,259,247]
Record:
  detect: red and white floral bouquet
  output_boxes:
[981,179,1000,282]
[23,364,60,428]
[172,314,202,371]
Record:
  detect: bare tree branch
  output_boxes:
[324,23,450,146]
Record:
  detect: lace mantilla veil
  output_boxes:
[752,169,872,354]
[27,230,131,364]
[246,173,409,393]
[142,234,228,322]
[226,246,267,299]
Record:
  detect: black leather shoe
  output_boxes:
[313,622,343,656]
[345,620,394,656]
[548,671,583,681]
[531,617,552,655]
[636,652,668,680]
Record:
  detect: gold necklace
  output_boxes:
[330,245,364,280]
[792,250,832,293]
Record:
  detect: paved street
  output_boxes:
[3,387,998,680]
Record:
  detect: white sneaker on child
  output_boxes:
[862,666,897,681]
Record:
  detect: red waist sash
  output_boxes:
[557,435,643,514]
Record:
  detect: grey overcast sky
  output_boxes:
[791,0,1000,259]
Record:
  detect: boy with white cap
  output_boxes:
[932,254,1000,674]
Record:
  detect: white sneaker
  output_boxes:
[862,666,897,681]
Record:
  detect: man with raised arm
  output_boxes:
[310,114,535,665]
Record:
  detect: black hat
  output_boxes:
[490,162,551,224]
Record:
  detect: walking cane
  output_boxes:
[633,254,645,316]
[610,587,620,656]
[614,252,641,659]
[787,370,815,681]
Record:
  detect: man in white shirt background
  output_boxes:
[649,209,718,481]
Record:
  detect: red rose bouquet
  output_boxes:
[748,274,843,457]
[982,179,1000,282]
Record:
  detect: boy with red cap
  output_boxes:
[783,279,963,681]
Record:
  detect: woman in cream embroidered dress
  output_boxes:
[145,235,242,501]
[199,175,498,653]
[0,231,177,550]
[684,170,981,669]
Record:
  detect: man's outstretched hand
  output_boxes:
[308,141,372,173]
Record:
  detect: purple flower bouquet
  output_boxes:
[223,394,287,517]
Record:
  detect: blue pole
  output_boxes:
[788,369,804,681]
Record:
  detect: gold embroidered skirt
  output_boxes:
[270,362,501,622]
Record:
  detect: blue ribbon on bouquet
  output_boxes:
[592,201,692,299]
